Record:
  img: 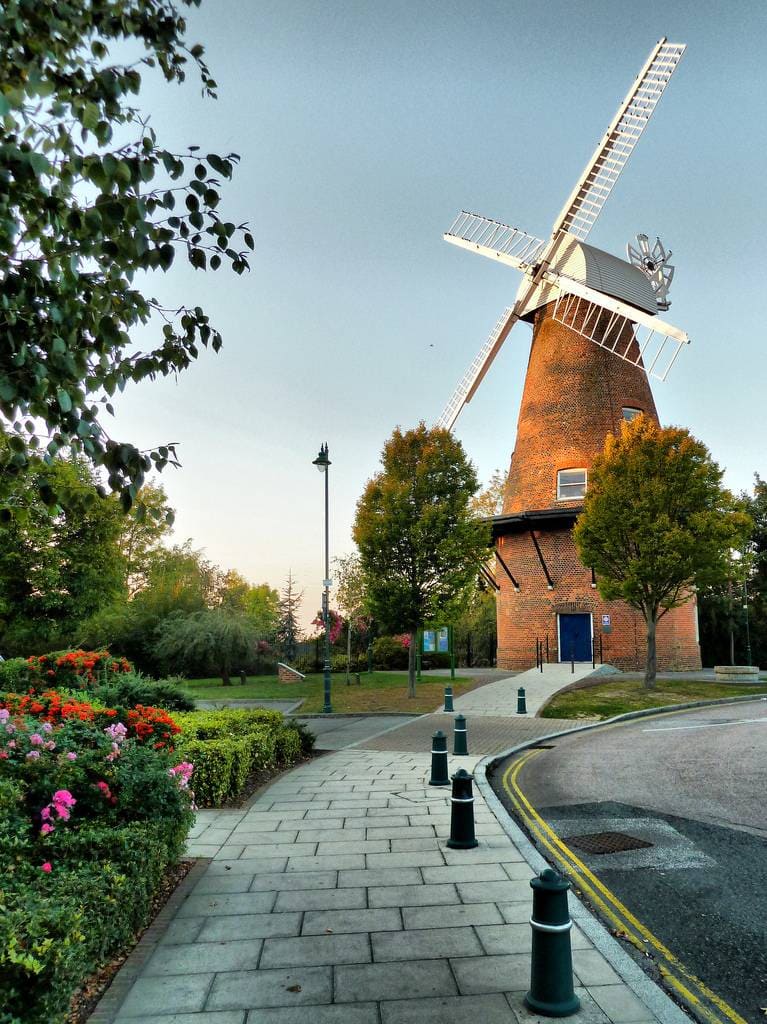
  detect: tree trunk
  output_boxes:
[644,614,658,689]
[407,630,417,698]
[221,657,232,686]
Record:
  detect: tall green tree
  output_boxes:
[353,423,487,697]
[0,0,252,510]
[241,582,280,640]
[0,453,126,653]
[574,416,750,688]
[276,572,302,662]
[119,481,174,595]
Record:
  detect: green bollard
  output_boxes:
[429,730,450,786]
[444,685,454,712]
[525,868,580,1017]
[453,713,468,755]
[517,686,527,714]
[446,768,478,849]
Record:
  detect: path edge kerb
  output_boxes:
[473,693,767,1024]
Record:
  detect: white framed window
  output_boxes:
[622,407,642,421]
[557,468,587,501]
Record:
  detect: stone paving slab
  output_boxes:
[107,748,679,1024]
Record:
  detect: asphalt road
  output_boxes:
[490,699,767,1023]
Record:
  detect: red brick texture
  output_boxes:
[496,303,701,671]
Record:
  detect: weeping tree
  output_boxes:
[574,416,750,688]
[153,608,258,685]
[353,423,488,698]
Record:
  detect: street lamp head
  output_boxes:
[313,442,331,473]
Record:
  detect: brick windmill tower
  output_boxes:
[438,38,701,671]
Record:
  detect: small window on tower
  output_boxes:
[557,468,587,501]
[622,407,642,421]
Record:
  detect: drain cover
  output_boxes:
[565,831,653,855]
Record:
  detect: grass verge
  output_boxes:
[541,677,767,720]
[183,671,475,714]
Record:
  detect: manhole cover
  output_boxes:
[565,831,653,855]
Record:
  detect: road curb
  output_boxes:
[473,695,767,1024]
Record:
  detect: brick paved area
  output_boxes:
[357,713,589,753]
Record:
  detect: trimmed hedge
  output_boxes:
[173,709,312,807]
[0,819,184,1024]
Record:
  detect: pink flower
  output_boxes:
[4,722,15,734]
[0,751,7,760]
[44,740,56,751]
[7,740,16,749]
[40,806,51,821]
[26,750,40,760]
[52,790,76,807]
[0,709,9,723]
[65,752,77,761]
[41,722,53,734]
[30,733,44,746]
[40,823,55,835]
[104,722,128,744]
[40,862,52,873]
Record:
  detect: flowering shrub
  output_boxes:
[0,691,180,750]
[0,702,194,1024]
[25,649,132,691]
[310,609,345,645]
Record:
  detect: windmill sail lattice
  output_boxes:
[551,40,686,242]
[436,37,688,431]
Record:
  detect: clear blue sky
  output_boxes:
[112,0,767,625]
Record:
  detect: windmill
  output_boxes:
[438,38,702,672]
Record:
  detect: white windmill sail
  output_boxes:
[549,40,686,243]
[436,37,688,430]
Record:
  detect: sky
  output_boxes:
[110,0,767,626]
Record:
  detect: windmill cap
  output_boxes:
[518,232,658,320]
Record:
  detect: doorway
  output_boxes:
[558,613,592,662]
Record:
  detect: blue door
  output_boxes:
[559,614,592,662]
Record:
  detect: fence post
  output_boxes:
[570,642,574,674]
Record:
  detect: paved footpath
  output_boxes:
[108,741,684,1023]
[453,663,609,718]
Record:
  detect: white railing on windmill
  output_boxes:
[436,37,689,433]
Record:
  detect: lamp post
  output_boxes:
[312,442,333,713]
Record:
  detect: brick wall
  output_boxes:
[496,302,701,671]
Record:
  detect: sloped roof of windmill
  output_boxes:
[518,232,658,319]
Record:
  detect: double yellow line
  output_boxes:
[502,748,747,1024]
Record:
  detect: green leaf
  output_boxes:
[82,102,100,131]
[57,389,72,413]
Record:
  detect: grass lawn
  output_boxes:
[182,671,478,714]
[542,677,767,720]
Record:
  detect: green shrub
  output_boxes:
[0,659,31,692]
[371,635,409,670]
[0,821,178,1024]
[173,710,312,807]
[89,671,195,712]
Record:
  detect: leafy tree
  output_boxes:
[153,608,258,685]
[334,552,372,680]
[215,569,251,611]
[472,469,507,517]
[276,572,302,662]
[241,583,280,639]
[0,0,253,511]
[119,481,174,595]
[0,452,126,654]
[574,416,750,687]
[353,423,488,697]
[698,475,767,668]
[454,588,497,668]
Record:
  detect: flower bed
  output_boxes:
[0,701,193,1024]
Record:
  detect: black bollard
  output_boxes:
[443,685,454,712]
[429,730,450,786]
[446,769,478,849]
[517,686,527,715]
[453,714,468,755]
[239,668,247,685]
[525,868,580,1017]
